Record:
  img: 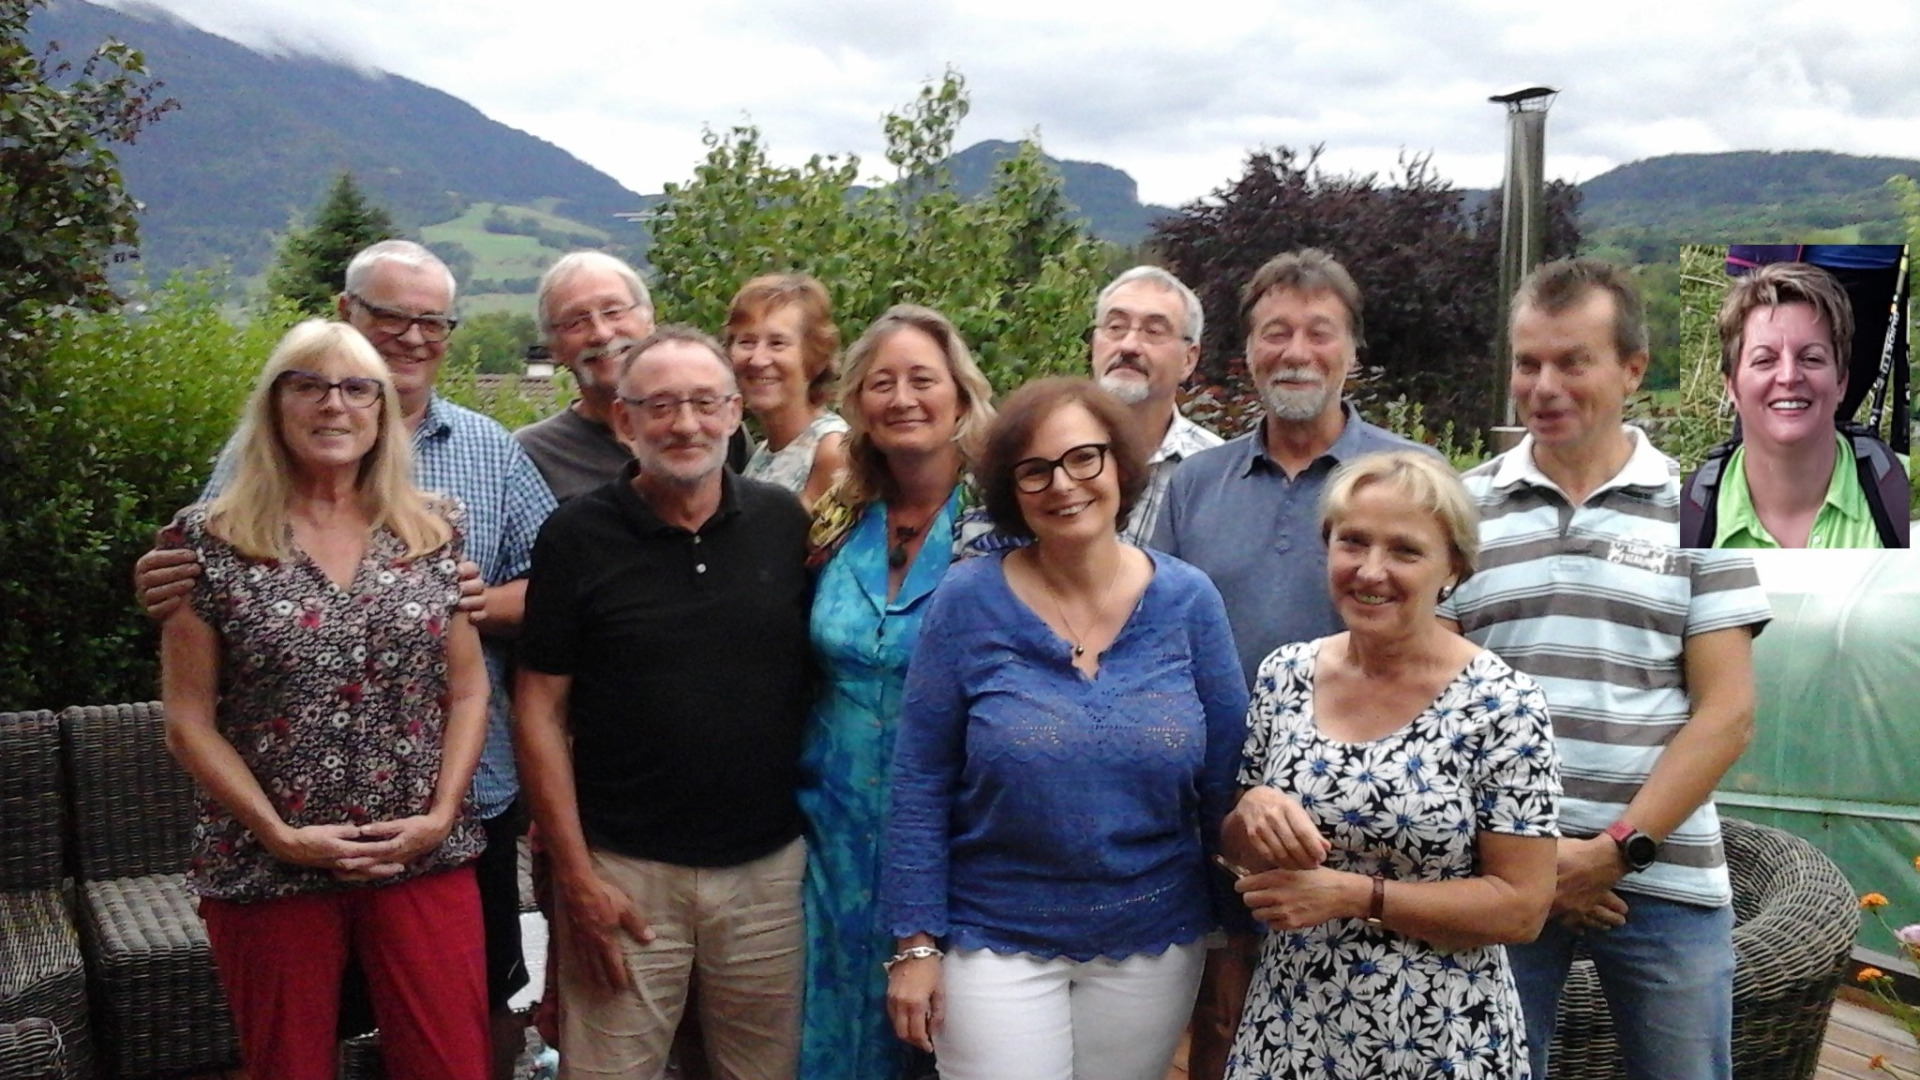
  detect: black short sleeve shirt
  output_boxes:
[521,464,814,866]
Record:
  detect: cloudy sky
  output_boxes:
[103,0,1920,206]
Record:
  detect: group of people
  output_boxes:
[137,233,1846,1080]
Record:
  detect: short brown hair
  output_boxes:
[723,274,841,407]
[1510,257,1648,361]
[1319,450,1479,586]
[978,377,1151,540]
[1239,248,1366,351]
[1716,260,1854,382]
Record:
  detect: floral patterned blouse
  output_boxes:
[166,500,485,901]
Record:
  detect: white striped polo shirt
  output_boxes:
[1439,426,1771,908]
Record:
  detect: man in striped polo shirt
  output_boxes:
[1440,258,1771,1080]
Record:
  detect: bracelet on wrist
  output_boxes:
[1365,875,1386,927]
[883,944,943,972]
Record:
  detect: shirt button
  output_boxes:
[695,563,707,574]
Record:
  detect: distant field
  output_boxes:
[423,201,616,311]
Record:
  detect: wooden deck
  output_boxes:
[1820,994,1920,1079]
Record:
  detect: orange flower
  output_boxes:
[1858,966,1887,983]
[1863,893,1892,909]
[1912,854,1920,872]
[1871,1053,1887,1069]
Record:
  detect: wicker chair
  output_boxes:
[59,703,240,1078]
[0,710,94,1080]
[0,1018,70,1080]
[1547,816,1858,1080]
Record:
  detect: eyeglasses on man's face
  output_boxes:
[1013,442,1111,494]
[618,392,740,422]
[276,370,385,409]
[551,301,642,337]
[348,294,459,343]
[1093,314,1186,347]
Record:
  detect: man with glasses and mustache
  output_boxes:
[517,251,751,503]
[515,326,813,1080]
[1089,266,1224,544]
[1147,248,1435,1080]
[135,239,557,1080]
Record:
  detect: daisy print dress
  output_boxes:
[1227,640,1561,1080]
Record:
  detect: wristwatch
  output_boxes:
[1603,820,1659,872]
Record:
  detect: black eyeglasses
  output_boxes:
[276,370,384,409]
[618,392,739,422]
[348,293,459,343]
[1012,443,1111,494]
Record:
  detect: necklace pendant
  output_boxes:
[888,544,908,569]
[1072,644,1086,658]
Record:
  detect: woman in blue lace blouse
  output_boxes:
[880,378,1247,1080]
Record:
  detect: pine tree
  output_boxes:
[266,172,398,314]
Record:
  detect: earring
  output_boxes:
[1438,582,1456,602]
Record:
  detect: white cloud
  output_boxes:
[95,0,1920,206]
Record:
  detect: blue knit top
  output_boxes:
[880,549,1249,960]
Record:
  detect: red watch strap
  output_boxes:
[1603,820,1636,844]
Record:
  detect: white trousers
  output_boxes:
[934,942,1205,1080]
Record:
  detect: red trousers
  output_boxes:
[200,866,489,1080]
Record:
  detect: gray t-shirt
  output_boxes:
[514,405,632,504]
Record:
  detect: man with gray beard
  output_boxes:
[1147,248,1437,1079]
[1089,266,1225,544]
[515,252,660,502]
[1150,248,1435,683]
[515,251,750,502]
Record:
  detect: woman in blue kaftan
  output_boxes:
[797,304,999,1080]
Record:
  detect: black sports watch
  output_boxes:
[1604,820,1659,872]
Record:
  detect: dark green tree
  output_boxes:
[1,0,173,326]
[449,310,542,375]
[645,71,1112,391]
[266,171,397,314]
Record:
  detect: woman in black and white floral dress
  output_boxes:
[1220,451,1562,1080]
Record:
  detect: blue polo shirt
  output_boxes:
[1148,402,1437,686]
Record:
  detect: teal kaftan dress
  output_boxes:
[797,490,965,1080]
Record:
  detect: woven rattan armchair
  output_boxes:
[1546,816,1858,1080]
[0,710,94,1080]
[59,703,239,1078]
[0,1018,70,1079]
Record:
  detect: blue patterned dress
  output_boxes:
[798,490,964,1080]
[1227,641,1561,1080]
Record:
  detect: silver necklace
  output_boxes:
[1034,549,1121,659]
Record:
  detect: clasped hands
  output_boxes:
[265,814,454,884]
[1220,786,1360,932]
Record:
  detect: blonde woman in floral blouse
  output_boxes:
[160,320,491,1080]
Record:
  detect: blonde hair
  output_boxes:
[210,320,451,561]
[1319,450,1479,583]
[836,304,997,508]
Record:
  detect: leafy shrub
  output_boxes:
[0,277,300,710]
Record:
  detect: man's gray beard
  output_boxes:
[1261,379,1335,423]
[1097,372,1152,406]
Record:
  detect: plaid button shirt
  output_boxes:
[1122,409,1224,546]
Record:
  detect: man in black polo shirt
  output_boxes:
[514,325,813,1080]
